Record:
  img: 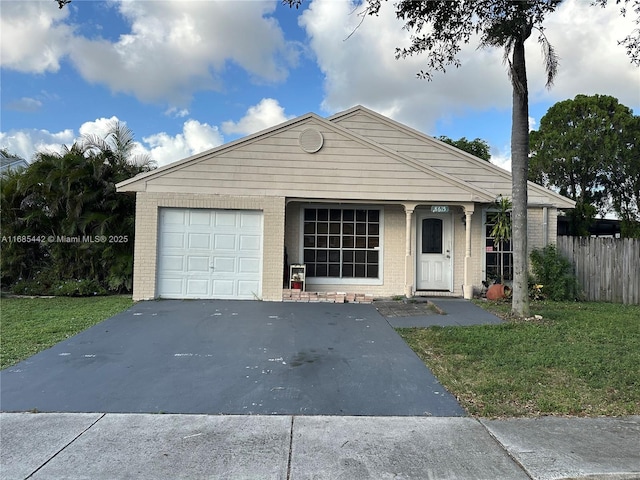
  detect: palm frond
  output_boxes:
[538,29,559,88]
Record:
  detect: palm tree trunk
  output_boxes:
[510,33,531,317]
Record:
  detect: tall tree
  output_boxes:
[529,94,638,235]
[438,136,491,161]
[605,113,640,237]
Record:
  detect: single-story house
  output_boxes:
[116,105,575,301]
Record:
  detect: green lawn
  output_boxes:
[398,301,640,418]
[0,296,133,369]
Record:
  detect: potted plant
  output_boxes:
[291,273,303,290]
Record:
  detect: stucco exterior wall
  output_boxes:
[131,192,285,302]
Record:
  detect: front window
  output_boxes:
[303,207,380,279]
[485,211,513,282]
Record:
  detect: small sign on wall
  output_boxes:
[431,206,449,213]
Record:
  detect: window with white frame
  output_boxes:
[485,211,513,282]
[303,207,380,279]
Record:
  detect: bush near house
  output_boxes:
[529,244,582,301]
[0,124,153,295]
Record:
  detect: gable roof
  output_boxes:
[117,106,575,209]
[330,105,575,209]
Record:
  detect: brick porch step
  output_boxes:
[282,290,373,304]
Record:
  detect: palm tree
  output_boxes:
[1,128,154,293]
[482,5,558,315]
[81,120,155,169]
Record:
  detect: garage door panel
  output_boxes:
[158,278,184,296]
[238,280,260,297]
[187,256,210,272]
[158,208,263,299]
[189,210,212,225]
[239,257,260,274]
[188,233,211,249]
[214,234,236,250]
[212,279,235,296]
[160,255,184,272]
[215,211,238,227]
[213,257,236,273]
[239,235,261,251]
[162,209,186,225]
[186,278,209,295]
[162,232,185,249]
[240,212,262,228]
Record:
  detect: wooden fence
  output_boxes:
[556,236,640,305]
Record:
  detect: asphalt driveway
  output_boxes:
[1,300,468,416]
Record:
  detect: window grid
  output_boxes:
[485,212,513,282]
[303,208,380,278]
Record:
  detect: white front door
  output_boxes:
[416,214,453,291]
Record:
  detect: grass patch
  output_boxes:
[1,296,133,369]
[397,301,640,418]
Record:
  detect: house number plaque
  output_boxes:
[431,206,449,213]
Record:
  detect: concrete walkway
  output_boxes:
[2,413,639,479]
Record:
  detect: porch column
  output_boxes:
[463,205,474,299]
[404,203,417,298]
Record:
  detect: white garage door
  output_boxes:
[157,208,263,299]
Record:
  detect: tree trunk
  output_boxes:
[510,33,530,317]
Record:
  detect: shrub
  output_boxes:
[55,279,107,297]
[10,271,107,297]
[530,245,582,301]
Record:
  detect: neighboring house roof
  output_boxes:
[116,106,575,209]
[0,154,28,174]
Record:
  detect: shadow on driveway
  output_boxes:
[1,300,468,416]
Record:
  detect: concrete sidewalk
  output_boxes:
[2,413,638,480]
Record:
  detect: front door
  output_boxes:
[416,214,452,291]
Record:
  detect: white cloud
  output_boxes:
[165,107,190,118]
[78,116,121,139]
[490,146,512,173]
[299,0,512,129]
[300,0,639,140]
[6,97,44,112]
[142,120,224,167]
[221,98,294,135]
[0,128,73,162]
[532,0,640,109]
[0,2,72,73]
[1,1,299,106]
[68,1,298,105]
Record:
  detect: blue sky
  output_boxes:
[1,0,639,170]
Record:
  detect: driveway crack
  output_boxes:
[286,416,295,480]
[25,413,106,479]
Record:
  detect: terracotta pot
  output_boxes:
[291,281,303,290]
[486,283,511,300]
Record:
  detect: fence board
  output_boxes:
[557,236,640,305]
